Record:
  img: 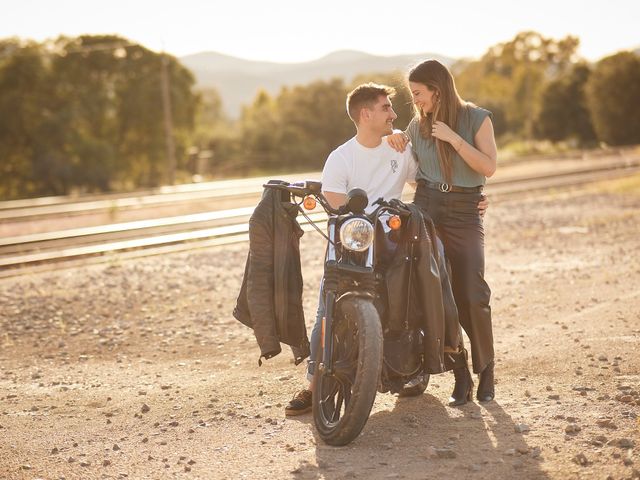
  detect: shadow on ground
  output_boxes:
[291,391,548,479]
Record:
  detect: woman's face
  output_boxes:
[409,81,437,114]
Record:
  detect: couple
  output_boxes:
[285,59,498,415]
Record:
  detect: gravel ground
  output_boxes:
[0,179,639,480]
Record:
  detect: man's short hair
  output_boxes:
[346,83,396,124]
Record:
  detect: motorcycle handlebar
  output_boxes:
[263,180,341,215]
[263,180,410,218]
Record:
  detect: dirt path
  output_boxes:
[1,179,639,480]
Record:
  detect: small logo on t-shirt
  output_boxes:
[390,158,398,173]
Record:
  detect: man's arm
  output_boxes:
[321,149,349,210]
[323,191,347,210]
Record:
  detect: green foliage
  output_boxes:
[0,35,199,199]
[0,39,52,198]
[586,52,640,146]
[3,31,639,197]
[535,63,596,144]
[455,31,580,138]
[229,79,353,175]
[206,73,414,177]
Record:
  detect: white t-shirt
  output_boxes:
[321,136,417,213]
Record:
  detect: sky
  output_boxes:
[2,0,639,63]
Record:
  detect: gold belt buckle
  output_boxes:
[439,183,451,193]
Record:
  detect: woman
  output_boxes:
[387,59,497,405]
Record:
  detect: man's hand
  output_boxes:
[478,194,489,217]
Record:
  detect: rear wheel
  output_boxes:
[312,297,383,446]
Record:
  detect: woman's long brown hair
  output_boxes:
[408,60,465,184]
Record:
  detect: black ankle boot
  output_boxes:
[449,350,473,406]
[477,360,495,402]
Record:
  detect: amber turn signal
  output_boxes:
[303,196,316,210]
[388,215,402,230]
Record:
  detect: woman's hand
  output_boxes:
[434,117,497,178]
[385,132,409,152]
[431,121,459,145]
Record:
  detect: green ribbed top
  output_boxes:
[406,105,492,187]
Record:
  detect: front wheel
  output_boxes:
[312,297,383,446]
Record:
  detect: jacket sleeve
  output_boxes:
[232,254,252,328]
[415,221,447,373]
[247,198,282,360]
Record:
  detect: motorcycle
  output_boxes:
[265,180,434,446]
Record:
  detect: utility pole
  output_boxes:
[160,53,176,185]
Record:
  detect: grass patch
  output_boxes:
[498,139,577,163]
[587,172,640,195]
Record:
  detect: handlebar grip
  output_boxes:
[263,180,322,197]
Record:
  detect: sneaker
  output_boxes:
[398,374,429,398]
[284,389,312,416]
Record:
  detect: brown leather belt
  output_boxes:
[418,179,484,193]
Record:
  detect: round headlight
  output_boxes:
[339,218,374,252]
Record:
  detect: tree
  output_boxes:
[455,31,580,138]
[275,78,352,171]
[586,51,640,145]
[0,39,57,198]
[48,35,124,191]
[51,35,199,188]
[0,35,201,199]
[535,63,596,144]
[109,43,198,186]
[237,79,354,175]
[239,89,281,174]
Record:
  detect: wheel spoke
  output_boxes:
[333,359,357,384]
[331,390,344,423]
[319,379,339,420]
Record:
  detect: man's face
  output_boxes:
[365,95,397,136]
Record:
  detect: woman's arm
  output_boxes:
[432,117,497,177]
[385,132,410,152]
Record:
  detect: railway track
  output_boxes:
[1,153,639,278]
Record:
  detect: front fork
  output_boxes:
[318,289,336,376]
[318,216,375,376]
[318,218,338,376]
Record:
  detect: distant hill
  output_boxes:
[180,50,456,118]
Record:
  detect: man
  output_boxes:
[317,83,418,214]
[284,83,487,415]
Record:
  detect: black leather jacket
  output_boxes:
[233,186,310,365]
[384,202,461,373]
